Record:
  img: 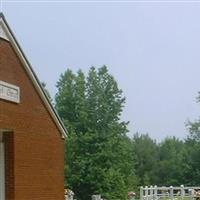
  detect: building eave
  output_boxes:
[0,13,68,139]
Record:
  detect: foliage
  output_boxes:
[154,137,185,186]
[55,66,136,200]
[183,92,200,185]
[132,133,158,186]
[132,134,187,187]
[55,66,200,199]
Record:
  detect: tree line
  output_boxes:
[50,66,200,200]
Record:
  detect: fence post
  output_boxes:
[145,186,148,200]
[154,185,158,200]
[170,186,173,200]
[140,186,144,200]
[181,185,185,200]
[150,186,153,200]
[189,189,194,200]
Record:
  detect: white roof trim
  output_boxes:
[0,18,9,41]
[0,13,67,139]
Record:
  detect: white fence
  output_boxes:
[140,185,200,200]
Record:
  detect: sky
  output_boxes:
[2,1,200,141]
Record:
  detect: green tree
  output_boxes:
[155,137,185,186]
[132,133,158,186]
[184,94,200,185]
[132,134,186,187]
[55,66,137,200]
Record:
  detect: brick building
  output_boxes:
[0,13,67,200]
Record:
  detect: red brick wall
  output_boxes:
[0,38,65,200]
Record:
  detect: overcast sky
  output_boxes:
[2,1,200,141]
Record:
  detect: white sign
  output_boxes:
[0,81,20,103]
